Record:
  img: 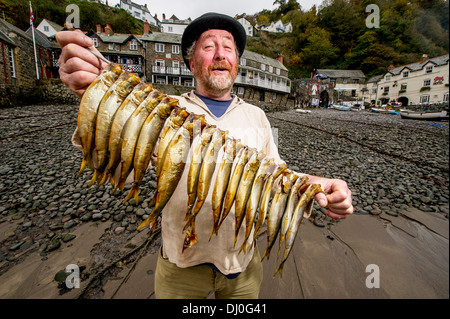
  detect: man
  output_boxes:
[56,12,353,299]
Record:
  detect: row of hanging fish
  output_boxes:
[76,63,322,277]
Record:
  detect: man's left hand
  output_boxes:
[304,176,353,220]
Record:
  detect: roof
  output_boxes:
[0,18,34,44]
[97,33,142,44]
[388,54,449,75]
[367,74,384,83]
[242,50,288,71]
[41,19,64,32]
[0,29,14,45]
[317,69,365,79]
[140,32,182,44]
[26,27,59,49]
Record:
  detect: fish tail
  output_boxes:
[137,215,151,231]
[261,248,270,262]
[124,183,139,204]
[88,170,99,187]
[112,179,125,194]
[98,171,110,187]
[148,192,156,208]
[273,261,285,278]
[109,174,115,187]
[79,158,87,176]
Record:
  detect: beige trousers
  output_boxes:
[155,245,263,299]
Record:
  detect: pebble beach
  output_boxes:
[0,103,448,299]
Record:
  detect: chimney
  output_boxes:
[144,20,150,34]
[96,24,102,33]
[105,24,113,35]
[420,54,429,64]
[163,13,166,20]
[387,64,395,71]
[276,53,284,65]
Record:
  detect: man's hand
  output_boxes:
[56,30,108,98]
[303,176,353,220]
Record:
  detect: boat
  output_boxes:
[400,109,449,121]
[371,107,388,114]
[331,104,352,111]
[388,110,400,115]
[295,109,311,114]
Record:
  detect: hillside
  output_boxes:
[0,0,144,34]
[246,0,449,79]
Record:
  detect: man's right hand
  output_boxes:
[55,30,108,98]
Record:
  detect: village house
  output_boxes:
[237,17,253,37]
[141,20,193,87]
[118,0,158,26]
[86,24,145,77]
[35,18,63,38]
[160,14,190,35]
[233,51,292,108]
[361,74,383,106]
[0,17,55,106]
[375,54,449,106]
[315,69,366,102]
[258,19,293,33]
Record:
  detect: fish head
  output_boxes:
[144,90,166,111]
[102,63,123,86]
[116,73,141,97]
[184,114,206,137]
[156,97,180,119]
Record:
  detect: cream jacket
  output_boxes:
[72,90,284,275]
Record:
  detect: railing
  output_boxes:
[152,65,193,76]
[121,64,143,73]
[235,75,291,93]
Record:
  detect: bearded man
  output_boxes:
[56,12,353,299]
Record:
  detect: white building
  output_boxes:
[36,19,63,38]
[376,54,449,106]
[316,69,366,101]
[259,19,292,33]
[237,17,253,37]
[160,15,190,35]
[119,0,158,26]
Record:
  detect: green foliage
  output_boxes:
[247,0,448,80]
[0,0,143,34]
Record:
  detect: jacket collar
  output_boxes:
[181,90,245,119]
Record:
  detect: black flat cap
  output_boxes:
[181,12,247,70]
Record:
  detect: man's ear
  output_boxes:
[189,59,195,73]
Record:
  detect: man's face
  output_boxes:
[190,29,239,98]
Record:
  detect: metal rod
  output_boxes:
[85,47,111,65]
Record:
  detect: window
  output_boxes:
[172,60,180,68]
[420,95,430,103]
[444,92,449,102]
[423,79,431,87]
[93,38,98,48]
[8,47,16,78]
[156,43,165,53]
[426,65,433,73]
[240,58,246,66]
[130,39,137,50]
[343,78,348,84]
[400,83,407,91]
[260,63,265,71]
[276,68,280,75]
[271,92,277,101]
[384,86,390,93]
[168,26,173,32]
[44,26,49,32]
[108,43,115,51]
[386,75,391,81]
[237,87,245,95]
[269,66,273,73]
[155,59,165,67]
[134,11,140,18]
[353,79,360,84]
[372,88,377,94]
[172,45,180,54]
[403,71,409,78]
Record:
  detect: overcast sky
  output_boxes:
[107,0,325,21]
